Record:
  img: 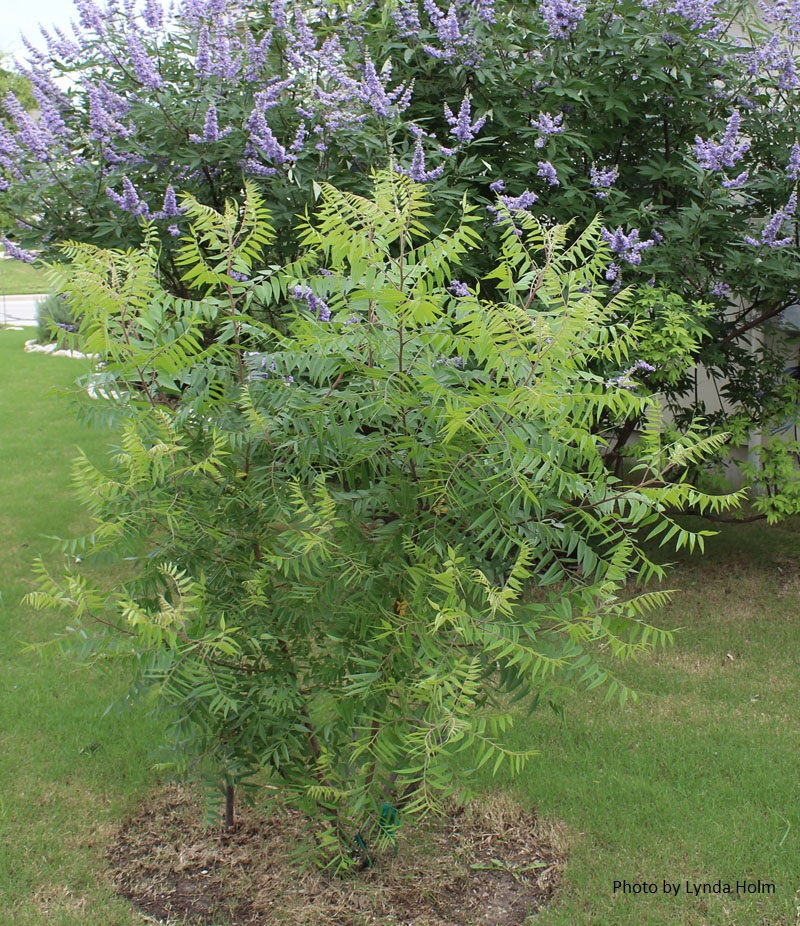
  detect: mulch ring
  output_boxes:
[107,783,566,926]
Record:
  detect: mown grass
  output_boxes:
[0,329,161,926]
[1,323,799,924]
[0,259,52,295]
[499,520,800,925]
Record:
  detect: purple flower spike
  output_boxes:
[444,95,487,145]
[203,103,219,142]
[126,31,162,88]
[694,111,750,171]
[761,0,800,40]
[195,26,211,75]
[531,112,564,148]
[438,4,461,44]
[106,176,149,216]
[1,236,37,262]
[632,359,656,373]
[245,95,288,168]
[722,171,749,189]
[602,227,657,266]
[787,143,800,181]
[744,193,797,249]
[537,161,560,186]
[393,0,421,36]
[73,0,106,34]
[142,0,163,29]
[448,280,470,297]
[501,191,538,211]
[397,128,445,182]
[153,185,183,220]
[606,360,655,391]
[270,0,287,30]
[292,283,331,322]
[667,0,724,34]
[590,164,619,199]
[189,103,232,144]
[358,58,413,119]
[540,0,587,39]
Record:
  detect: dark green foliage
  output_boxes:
[4,0,800,508]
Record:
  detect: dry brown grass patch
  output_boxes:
[108,783,566,926]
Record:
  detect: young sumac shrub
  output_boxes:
[27,172,737,867]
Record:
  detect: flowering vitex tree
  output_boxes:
[3,0,800,513]
[26,171,737,864]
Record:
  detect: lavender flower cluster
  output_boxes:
[485,185,539,225]
[417,0,492,64]
[85,82,133,147]
[392,0,422,37]
[746,35,798,90]
[639,0,722,36]
[358,59,413,120]
[606,359,656,391]
[242,91,290,175]
[601,227,659,287]
[154,186,184,220]
[1,236,37,262]
[760,0,800,42]
[787,143,800,180]
[106,176,150,217]
[539,0,587,39]
[602,227,657,266]
[0,80,68,177]
[189,103,233,144]
[744,193,798,248]
[500,190,538,212]
[448,280,471,297]
[443,96,487,145]
[666,0,724,35]
[435,355,465,369]
[537,161,560,186]
[292,284,331,322]
[590,164,618,200]
[531,112,564,148]
[694,111,750,172]
[396,126,447,183]
[127,30,162,88]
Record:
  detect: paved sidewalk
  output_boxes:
[0,294,46,327]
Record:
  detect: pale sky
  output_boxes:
[2,0,83,58]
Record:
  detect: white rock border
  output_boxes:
[24,338,98,360]
[23,339,124,400]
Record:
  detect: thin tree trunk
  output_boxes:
[224,783,235,830]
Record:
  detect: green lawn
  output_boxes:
[1,324,799,924]
[0,259,52,295]
[0,329,161,926]
[488,520,800,925]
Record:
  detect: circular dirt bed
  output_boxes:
[108,784,565,925]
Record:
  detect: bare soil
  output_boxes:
[108,784,566,925]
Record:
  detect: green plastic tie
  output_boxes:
[353,832,373,867]
[380,802,400,856]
